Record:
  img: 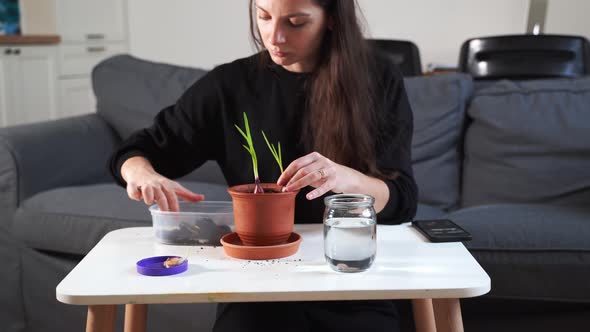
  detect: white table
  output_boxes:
[56,224,490,332]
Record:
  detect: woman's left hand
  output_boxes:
[277,152,364,200]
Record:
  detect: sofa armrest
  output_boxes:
[0,114,119,227]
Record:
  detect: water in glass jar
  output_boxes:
[324,217,376,272]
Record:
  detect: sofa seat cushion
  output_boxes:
[462,77,590,208]
[447,204,590,302]
[404,73,473,210]
[12,182,230,255]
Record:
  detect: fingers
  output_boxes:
[306,179,334,200]
[127,184,142,201]
[284,165,315,189]
[151,184,182,212]
[175,183,205,202]
[277,152,322,186]
[143,185,155,205]
[125,166,206,212]
[154,187,170,211]
[127,179,205,212]
[285,165,333,192]
[164,189,179,212]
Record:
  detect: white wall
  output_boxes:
[127,0,253,69]
[358,0,529,69]
[129,0,577,71]
[545,0,590,40]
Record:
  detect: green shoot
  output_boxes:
[262,131,283,173]
[234,112,264,193]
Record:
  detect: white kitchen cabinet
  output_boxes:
[56,40,128,116]
[58,43,128,77]
[0,0,128,126]
[0,46,58,127]
[54,0,128,116]
[56,0,127,43]
[0,49,12,127]
[58,77,96,118]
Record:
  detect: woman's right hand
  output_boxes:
[121,156,205,212]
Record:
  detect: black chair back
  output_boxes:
[459,34,590,80]
[368,39,422,77]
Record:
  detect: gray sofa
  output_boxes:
[1,54,589,332]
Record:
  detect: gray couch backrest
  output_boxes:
[462,76,590,208]
[92,54,475,204]
[405,74,473,210]
[93,54,207,140]
[93,54,590,211]
[92,55,226,185]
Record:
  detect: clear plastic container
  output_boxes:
[149,201,234,246]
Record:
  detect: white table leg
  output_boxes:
[412,299,437,332]
[432,298,464,332]
[124,304,148,332]
[86,305,116,332]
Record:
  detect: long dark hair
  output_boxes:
[249,0,385,179]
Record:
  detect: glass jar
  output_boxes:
[323,194,377,273]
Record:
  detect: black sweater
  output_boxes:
[110,52,417,224]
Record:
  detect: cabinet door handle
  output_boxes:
[87,46,106,53]
[86,33,105,40]
[14,48,20,55]
[4,49,12,55]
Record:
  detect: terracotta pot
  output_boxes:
[227,183,298,246]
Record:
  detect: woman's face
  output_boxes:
[255,0,329,73]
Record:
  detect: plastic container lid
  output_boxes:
[149,201,233,220]
[136,256,188,276]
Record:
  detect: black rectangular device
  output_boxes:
[412,219,472,242]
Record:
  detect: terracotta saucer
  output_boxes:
[220,232,302,260]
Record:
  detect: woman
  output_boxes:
[111,0,417,330]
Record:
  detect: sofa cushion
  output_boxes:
[177,160,227,185]
[447,204,590,302]
[415,203,445,220]
[93,54,207,140]
[404,73,473,210]
[462,77,590,207]
[12,182,230,255]
[0,230,25,330]
[92,55,227,185]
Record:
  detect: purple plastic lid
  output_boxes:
[136,256,188,276]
